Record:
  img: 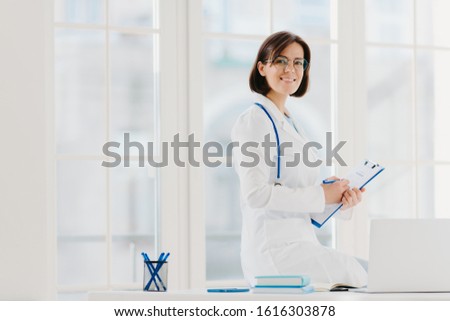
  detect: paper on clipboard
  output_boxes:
[311,159,385,228]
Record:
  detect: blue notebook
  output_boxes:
[254,275,310,287]
[252,285,315,294]
[311,159,385,228]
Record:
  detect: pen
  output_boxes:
[207,288,250,293]
[146,252,166,290]
[322,179,341,184]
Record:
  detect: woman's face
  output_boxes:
[258,42,305,98]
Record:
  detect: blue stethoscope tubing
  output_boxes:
[254,102,281,180]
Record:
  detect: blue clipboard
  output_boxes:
[311,159,385,228]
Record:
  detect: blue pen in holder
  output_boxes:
[142,252,170,292]
[143,259,168,292]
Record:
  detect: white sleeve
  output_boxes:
[231,108,326,214]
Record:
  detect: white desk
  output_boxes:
[88,289,450,301]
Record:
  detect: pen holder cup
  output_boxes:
[143,260,168,292]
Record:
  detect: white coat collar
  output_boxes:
[253,93,304,141]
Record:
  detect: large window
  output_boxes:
[51,0,450,291]
[54,0,160,298]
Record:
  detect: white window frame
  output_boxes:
[158,0,206,290]
[335,0,369,259]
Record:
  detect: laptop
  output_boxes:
[357,219,450,293]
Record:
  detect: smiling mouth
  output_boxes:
[280,77,296,82]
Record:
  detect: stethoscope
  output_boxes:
[254,102,281,182]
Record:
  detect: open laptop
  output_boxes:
[357,219,450,293]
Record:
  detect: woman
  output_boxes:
[231,31,367,286]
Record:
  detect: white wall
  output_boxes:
[0,0,55,299]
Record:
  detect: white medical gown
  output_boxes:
[231,93,367,287]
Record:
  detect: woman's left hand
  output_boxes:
[341,187,366,210]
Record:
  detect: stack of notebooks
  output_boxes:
[252,275,314,294]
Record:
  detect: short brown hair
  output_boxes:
[249,31,311,97]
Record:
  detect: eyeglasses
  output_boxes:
[265,56,309,71]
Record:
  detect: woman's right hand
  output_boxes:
[321,177,350,204]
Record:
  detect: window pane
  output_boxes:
[110,162,157,284]
[203,38,257,280]
[110,165,157,236]
[110,33,156,148]
[55,29,106,155]
[55,0,105,24]
[205,166,242,280]
[203,0,270,35]
[417,165,434,219]
[109,0,158,28]
[366,0,413,44]
[417,50,450,161]
[57,240,107,286]
[204,39,260,143]
[368,165,414,218]
[366,47,414,161]
[273,0,334,40]
[206,237,242,280]
[111,236,155,284]
[418,165,450,219]
[57,160,106,236]
[416,0,450,47]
